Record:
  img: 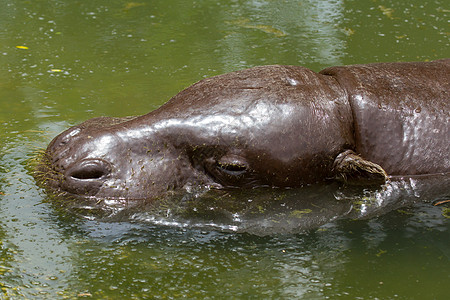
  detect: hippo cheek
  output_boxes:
[62,159,112,196]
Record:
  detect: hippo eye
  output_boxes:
[216,161,248,176]
[215,154,249,177]
[199,151,252,186]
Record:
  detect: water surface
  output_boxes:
[1,0,449,298]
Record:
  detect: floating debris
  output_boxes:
[443,208,450,219]
[290,209,312,218]
[341,27,355,36]
[227,19,287,37]
[376,249,387,257]
[433,199,450,206]
[379,5,395,20]
[15,45,29,50]
[77,292,93,297]
[124,2,145,11]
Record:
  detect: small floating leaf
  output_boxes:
[50,69,63,72]
[376,249,387,257]
[15,45,29,49]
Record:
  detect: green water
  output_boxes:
[0,0,448,298]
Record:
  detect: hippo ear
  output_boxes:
[332,150,388,185]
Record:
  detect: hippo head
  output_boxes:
[38,65,383,201]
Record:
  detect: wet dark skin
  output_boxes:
[37,59,449,201]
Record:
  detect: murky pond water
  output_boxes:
[1,0,449,298]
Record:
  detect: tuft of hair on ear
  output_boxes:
[332,150,388,186]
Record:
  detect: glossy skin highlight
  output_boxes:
[37,60,449,201]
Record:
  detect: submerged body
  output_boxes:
[37,59,449,201]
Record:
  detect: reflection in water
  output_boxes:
[47,174,449,237]
[65,221,338,298]
[221,0,346,70]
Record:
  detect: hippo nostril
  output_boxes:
[68,159,111,180]
[71,167,105,180]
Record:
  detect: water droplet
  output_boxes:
[286,78,299,86]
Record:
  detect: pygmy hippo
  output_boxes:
[37,59,449,201]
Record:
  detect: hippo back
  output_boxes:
[321,59,449,175]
